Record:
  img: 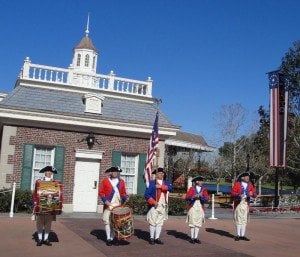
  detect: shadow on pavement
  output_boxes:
[90,229,106,242]
[133,229,149,242]
[32,231,59,242]
[205,227,235,238]
[166,230,190,241]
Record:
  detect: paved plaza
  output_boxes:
[0,209,299,257]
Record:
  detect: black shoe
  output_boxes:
[189,238,195,244]
[234,236,240,241]
[194,239,201,244]
[241,236,250,241]
[149,238,155,245]
[43,239,52,246]
[36,240,42,246]
[155,238,164,245]
[106,239,113,246]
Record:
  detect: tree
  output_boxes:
[279,41,300,190]
[213,103,248,181]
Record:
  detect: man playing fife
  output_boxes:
[231,172,257,241]
[144,167,172,245]
[185,176,209,244]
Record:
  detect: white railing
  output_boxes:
[20,57,153,97]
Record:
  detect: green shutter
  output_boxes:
[21,144,34,189]
[112,151,121,167]
[54,146,65,182]
[137,153,147,195]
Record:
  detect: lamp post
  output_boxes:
[246,154,250,172]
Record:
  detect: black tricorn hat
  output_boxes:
[105,166,122,173]
[237,172,250,181]
[152,167,166,174]
[192,176,204,183]
[39,166,57,174]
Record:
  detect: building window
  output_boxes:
[76,54,81,66]
[92,56,96,69]
[31,147,55,190]
[120,154,139,194]
[85,54,90,67]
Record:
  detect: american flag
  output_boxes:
[144,112,159,187]
[269,72,289,168]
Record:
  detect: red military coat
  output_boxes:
[231,181,257,209]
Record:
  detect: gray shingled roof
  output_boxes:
[0,85,177,128]
[168,131,209,146]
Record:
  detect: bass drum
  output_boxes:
[34,180,63,215]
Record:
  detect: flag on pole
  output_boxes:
[269,71,289,168]
[144,112,159,187]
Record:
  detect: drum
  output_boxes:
[34,180,63,215]
[111,206,134,240]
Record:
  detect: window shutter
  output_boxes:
[54,146,65,182]
[21,144,34,189]
[112,151,121,167]
[137,153,147,195]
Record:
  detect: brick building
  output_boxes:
[0,24,213,213]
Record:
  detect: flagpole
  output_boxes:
[154,98,162,169]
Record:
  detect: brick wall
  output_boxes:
[10,126,149,203]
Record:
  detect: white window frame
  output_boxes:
[120,154,139,195]
[77,54,81,66]
[30,147,55,190]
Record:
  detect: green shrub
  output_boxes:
[168,197,187,216]
[0,188,33,213]
[127,194,148,215]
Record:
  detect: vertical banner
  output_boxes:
[144,112,159,187]
[268,71,289,168]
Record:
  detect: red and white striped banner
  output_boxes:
[269,72,289,168]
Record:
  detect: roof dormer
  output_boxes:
[83,93,104,114]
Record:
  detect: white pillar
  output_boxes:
[209,194,218,220]
[9,182,16,218]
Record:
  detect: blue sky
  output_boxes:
[0,0,299,147]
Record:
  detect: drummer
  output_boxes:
[32,165,58,246]
[144,167,172,245]
[99,166,128,246]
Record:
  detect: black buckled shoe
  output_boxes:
[194,239,201,244]
[241,236,250,241]
[43,239,52,246]
[106,239,113,246]
[234,236,240,241]
[36,240,42,246]
[149,238,155,245]
[189,238,195,244]
[155,238,164,245]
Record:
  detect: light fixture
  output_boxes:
[78,132,101,149]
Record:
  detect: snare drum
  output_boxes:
[111,206,134,240]
[34,180,63,215]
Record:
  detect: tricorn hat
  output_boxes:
[152,167,166,174]
[237,172,250,181]
[39,165,57,174]
[192,176,204,183]
[105,166,122,173]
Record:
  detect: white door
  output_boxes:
[73,160,100,212]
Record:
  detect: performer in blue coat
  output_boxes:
[144,167,172,245]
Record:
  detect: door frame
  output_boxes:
[72,149,103,212]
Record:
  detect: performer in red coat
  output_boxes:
[185,176,209,244]
[99,166,128,246]
[231,172,257,241]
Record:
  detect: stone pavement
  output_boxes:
[0,209,299,257]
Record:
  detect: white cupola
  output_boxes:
[71,15,99,74]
